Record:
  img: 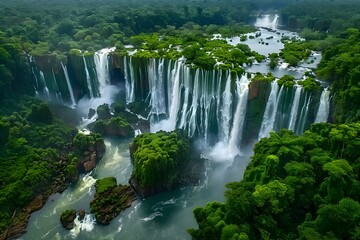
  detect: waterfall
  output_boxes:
[61,62,76,106]
[255,14,279,29]
[124,57,135,103]
[177,65,189,129]
[51,69,62,103]
[162,60,182,131]
[228,75,249,154]
[315,88,330,123]
[288,86,302,131]
[94,48,115,96]
[258,81,281,139]
[149,58,167,118]
[220,74,233,143]
[271,14,279,30]
[39,70,51,100]
[188,69,200,136]
[83,56,94,98]
[295,93,311,135]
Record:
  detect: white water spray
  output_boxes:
[83,56,94,98]
[94,47,115,96]
[61,62,76,107]
[288,86,302,131]
[258,81,280,139]
[315,88,330,123]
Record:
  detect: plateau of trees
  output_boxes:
[190,123,360,239]
[130,130,192,189]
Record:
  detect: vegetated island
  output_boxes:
[90,177,136,225]
[129,130,205,199]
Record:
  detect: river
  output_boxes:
[21,14,324,240]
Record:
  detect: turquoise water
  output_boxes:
[22,138,250,240]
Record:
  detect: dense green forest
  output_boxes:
[0,0,360,239]
[189,123,360,239]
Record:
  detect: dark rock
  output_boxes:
[83,152,97,172]
[88,108,96,119]
[78,209,86,221]
[60,209,77,230]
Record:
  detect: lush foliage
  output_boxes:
[277,75,295,88]
[0,0,280,55]
[89,103,134,137]
[131,130,192,189]
[316,28,360,123]
[73,132,103,153]
[280,41,314,67]
[190,123,360,239]
[0,99,77,232]
[282,0,360,36]
[298,77,321,91]
[90,177,135,225]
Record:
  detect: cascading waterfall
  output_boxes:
[288,86,302,131]
[94,48,115,96]
[122,57,328,154]
[187,68,199,136]
[258,81,281,140]
[31,48,328,154]
[177,66,191,129]
[271,14,279,29]
[40,70,51,100]
[295,92,311,135]
[61,62,76,106]
[255,14,279,29]
[315,88,330,123]
[220,74,233,143]
[228,75,249,154]
[148,58,167,118]
[162,60,182,131]
[83,56,94,98]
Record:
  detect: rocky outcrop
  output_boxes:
[91,116,135,138]
[78,143,105,172]
[90,177,136,225]
[59,208,87,230]
[60,209,77,230]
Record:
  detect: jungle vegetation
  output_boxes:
[0,0,359,239]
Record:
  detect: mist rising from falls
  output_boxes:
[32,47,330,158]
[255,14,279,30]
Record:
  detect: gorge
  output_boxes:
[18,15,332,240]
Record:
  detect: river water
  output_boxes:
[21,15,321,240]
[22,137,250,240]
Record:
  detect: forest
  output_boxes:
[0,0,360,239]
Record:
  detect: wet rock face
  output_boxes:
[79,141,106,173]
